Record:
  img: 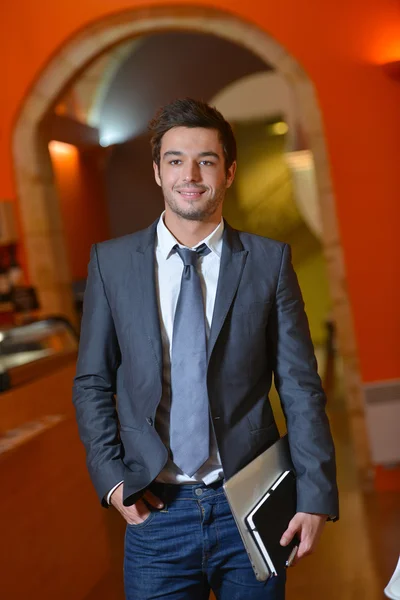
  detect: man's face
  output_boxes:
[153,126,236,222]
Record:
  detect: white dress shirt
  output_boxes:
[107,213,224,503]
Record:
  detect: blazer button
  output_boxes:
[146,417,154,426]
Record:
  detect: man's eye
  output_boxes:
[170,160,182,165]
[200,161,214,166]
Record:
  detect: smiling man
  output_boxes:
[73,98,338,600]
[155,126,234,223]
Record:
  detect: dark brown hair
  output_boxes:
[148,98,237,173]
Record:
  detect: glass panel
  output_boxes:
[0,318,78,371]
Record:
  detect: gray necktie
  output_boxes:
[170,243,211,476]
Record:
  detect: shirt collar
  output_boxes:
[156,211,224,260]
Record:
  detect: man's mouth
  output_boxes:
[177,189,206,199]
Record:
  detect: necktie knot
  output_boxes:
[174,243,211,268]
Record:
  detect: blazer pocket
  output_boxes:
[249,422,280,453]
[249,421,278,436]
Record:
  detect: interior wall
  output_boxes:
[224,118,331,345]
[2,1,400,385]
[49,142,110,280]
[97,31,268,145]
[102,30,269,236]
[105,133,164,236]
[295,252,331,346]
[211,72,298,150]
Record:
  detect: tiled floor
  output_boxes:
[85,355,400,599]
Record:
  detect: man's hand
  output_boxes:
[280,512,327,565]
[110,483,164,525]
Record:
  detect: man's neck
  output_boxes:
[163,211,222,247]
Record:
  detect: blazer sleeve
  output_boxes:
[72,244,125,506]
[267,243,339,519]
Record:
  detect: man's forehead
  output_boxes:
[161,126,223,154]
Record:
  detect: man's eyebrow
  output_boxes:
[163,151,183,158]
[162,150,220,160]
[198,151,220,160]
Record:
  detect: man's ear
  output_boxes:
[226,161,237,189]
[153,162,162,187]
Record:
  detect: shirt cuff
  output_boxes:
[107,481,124,505]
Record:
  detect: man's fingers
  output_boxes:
[143,490,164,509]
[297,540,314,557]
[134,498,150,516]
[294,539,314,565]
[282,512,327,566]
[125,499,151,524]
[280,521,299,546]
[287,539,313,567]
[111,488,162,525]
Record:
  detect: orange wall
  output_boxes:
[49,142,110,280]
[1,0,400,383]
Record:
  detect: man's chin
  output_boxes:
[176,209,209,221]
[168,202,214,222]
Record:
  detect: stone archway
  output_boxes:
[12,5,370,477]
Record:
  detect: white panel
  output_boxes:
[364,385,400,464]
[211,72,297,148]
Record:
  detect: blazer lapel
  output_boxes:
[133,220,163,380]
[208,223,248,361]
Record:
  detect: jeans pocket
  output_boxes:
[126,510,156,529]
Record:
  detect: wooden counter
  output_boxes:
[0,356,125,600]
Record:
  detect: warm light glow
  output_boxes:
[54,102,68,117]
[48,141,77,156]
[268,122,289,136]
[285,150,314,171]
[375,43,400,65]
[366,20,400,64]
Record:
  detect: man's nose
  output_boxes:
[182,161,201,182]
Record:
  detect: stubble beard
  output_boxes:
[162,181,226,222]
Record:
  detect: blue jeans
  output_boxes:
[124,480,286,599]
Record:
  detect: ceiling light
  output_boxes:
[270,122,289,136]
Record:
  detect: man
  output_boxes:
[73,98,338,600]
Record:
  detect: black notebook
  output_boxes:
[245,470,299,576]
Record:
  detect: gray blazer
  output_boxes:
[73,220,339,517]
